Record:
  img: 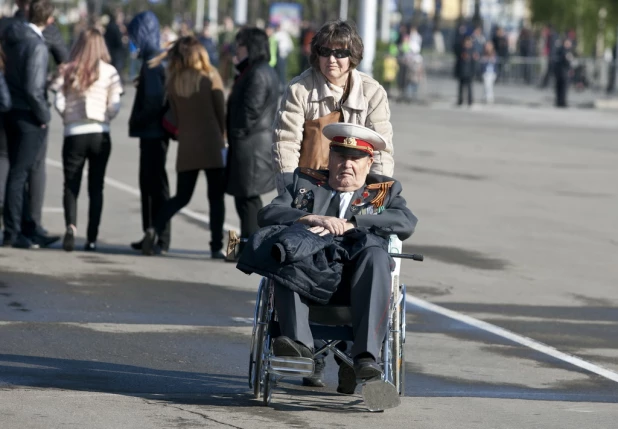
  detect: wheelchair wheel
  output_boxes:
[391,283,406,395]
[249,279,269,399]
[263,372,274,406]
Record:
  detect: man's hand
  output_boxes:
[299,215,355,236]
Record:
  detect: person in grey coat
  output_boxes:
[258,123,417,395]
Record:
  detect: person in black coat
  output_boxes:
[0,0,69,65]
[104,11,127,84]
[127,11,171,253]
[226,27,279,252]
[456,36,478,106]
[554,38,573,108]
[0,0,68,247]
[2,0,55,249]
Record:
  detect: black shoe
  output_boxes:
[12,235,39,249]
[156,240,169,254]
[2,231,12,247]
[302,358,326,387]
[142,229,157,256]
[31,233,60,248]
[63,227,75,252]
[272,336,313,358]
[211,249,226,260]
[130,239,143,251]
[84,242,96,251]
[353,356,382,381]
[337,362,357,394]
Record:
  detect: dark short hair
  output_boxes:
[29,0,54,26]
[310,20,364,70]
[235,27,270,66]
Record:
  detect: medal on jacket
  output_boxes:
[294,188,314,212]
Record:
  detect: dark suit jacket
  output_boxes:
[0,10,69,65]
[258,168,417,241]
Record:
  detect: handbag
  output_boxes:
[161,94,178,140]
[298,110,341,170]
[298,81,350,170]
[162,104,178,140]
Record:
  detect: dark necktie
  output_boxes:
[325,191,341,217]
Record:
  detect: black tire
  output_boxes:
[390,283,406,396]
[250,281,269,399]
[263,372,273,406]
[397,284,406,395]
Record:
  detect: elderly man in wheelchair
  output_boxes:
[237,123,418,410]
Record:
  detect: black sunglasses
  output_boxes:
[317,46,351,59]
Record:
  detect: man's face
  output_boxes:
[328,150,373,192]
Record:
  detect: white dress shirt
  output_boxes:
[335,191,354,219]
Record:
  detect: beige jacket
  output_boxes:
[272,68,394,193]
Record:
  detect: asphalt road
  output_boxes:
[0,90,617,428]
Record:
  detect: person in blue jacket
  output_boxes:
[127,11,171,253]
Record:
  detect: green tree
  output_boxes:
[529,0,618,55]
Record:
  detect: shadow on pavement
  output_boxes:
[0,354,255,405]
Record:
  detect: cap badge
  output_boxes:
[344,137,357,146]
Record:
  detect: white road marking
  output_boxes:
[406,295,618,384]
[231,317,254,324]
[46,158,239,232]
[44,158,618,385]
[42,207,64,213]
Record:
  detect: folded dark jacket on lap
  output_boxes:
[236,224,389,304]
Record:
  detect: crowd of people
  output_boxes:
[451,24,578,107]
[0,1,395,268]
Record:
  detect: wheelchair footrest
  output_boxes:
[362,380,401,412]
[268,356,315,377]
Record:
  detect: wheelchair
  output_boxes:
[247,235,422,411]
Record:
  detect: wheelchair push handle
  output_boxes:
[389,253,424,262]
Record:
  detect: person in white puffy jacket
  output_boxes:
[52,28,123,252]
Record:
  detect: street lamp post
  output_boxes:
[340,0,349,21]
[234,0,248,25]
[358,0,378,76]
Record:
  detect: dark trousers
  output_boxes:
[234,195,262,239]
[0,121,8,209]
[62,133,111,242]
[153,168,226,252]
[139,138,171,249]
[541,61,555,88]
[19,133,48,237]
[458,78,473,105]
[3,111,47,238]
[274,247,392,360]
[555,75,568,107]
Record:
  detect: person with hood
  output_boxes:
[2,0,55,249]
[0,0,68,248]
[126,11,171,253]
